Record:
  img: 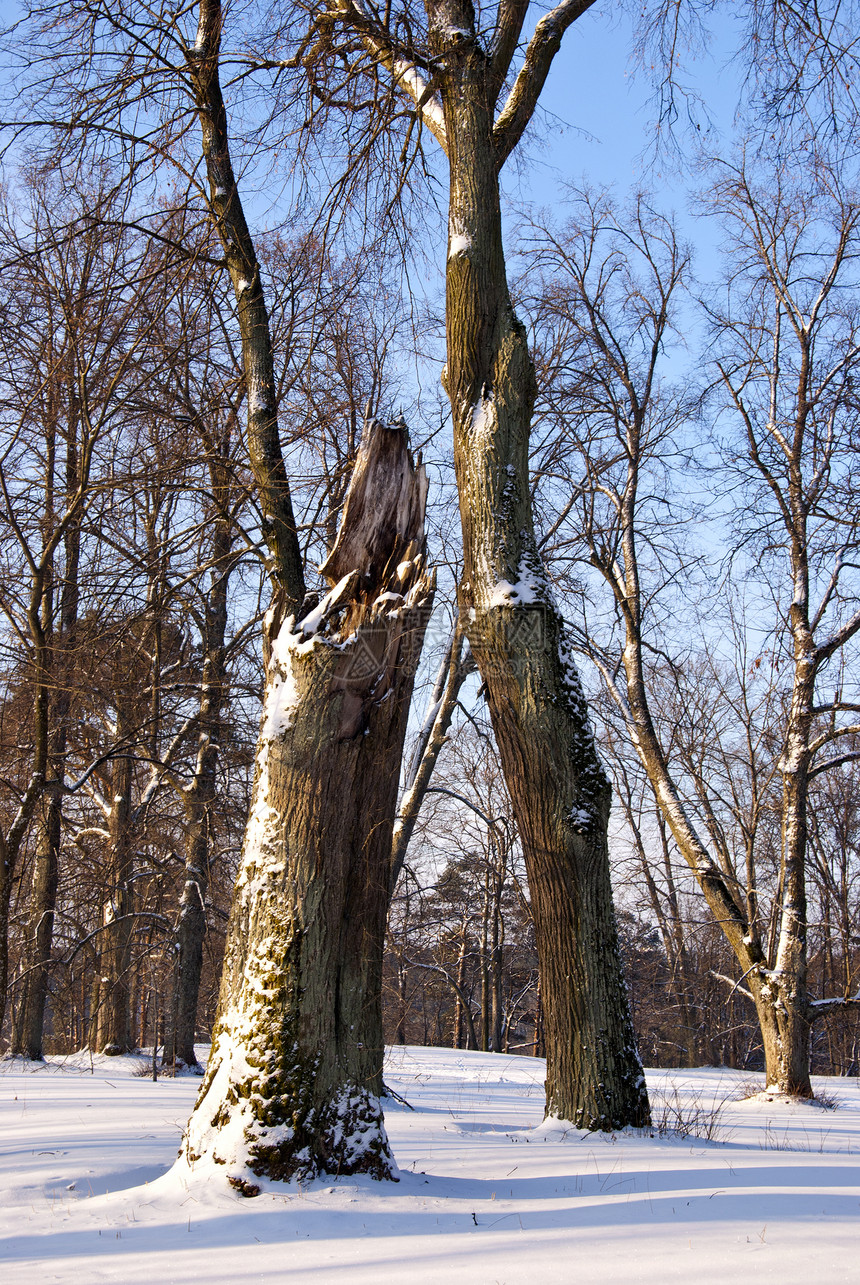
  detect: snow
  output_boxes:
[470,389,495,439]
[567,804,594,827]
[2,1047,859,1283]
[257,602,338,744]
[487,573,541,608]
[448,219,471,259]
[392,61,446,137]
[259,666,301,742]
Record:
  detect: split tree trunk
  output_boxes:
[181,1,440,1184]
[180,418,433,1188]
[326,0,649,1128]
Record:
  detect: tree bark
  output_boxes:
[438,39,648,1128]
[180,418,433,1188]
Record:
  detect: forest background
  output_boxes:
[0,0,859,1099]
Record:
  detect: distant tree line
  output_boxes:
[2,154,860,1089]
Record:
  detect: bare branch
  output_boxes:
[493,0,597,166]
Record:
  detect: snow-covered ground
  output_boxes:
[2,1046,858,1283]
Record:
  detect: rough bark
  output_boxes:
[180,418,433,1188]
[178,1,438,1186]
[437,29,647,1128]
[325,0,647,1127]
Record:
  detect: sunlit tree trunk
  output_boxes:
[162,454,234,1072]
[91,703,135,1055]
[435,33,647,1128]
[181,418,433,1187]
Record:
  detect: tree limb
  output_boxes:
[493,0,598,166]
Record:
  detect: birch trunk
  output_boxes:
[180,418,433,1188]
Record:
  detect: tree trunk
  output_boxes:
[390,618,471,892]
[162,802,211,1070]
[91,712,135,1055]
[756,652,815,1096]
[162,483,233,1072]
[441,61,648,1129]
[453,922,468,1048]
[13,491,80,1060]
[490,871,504,1053]
[754,981,811,1094]
[180,418,433,1188]
[12,795,61,1059]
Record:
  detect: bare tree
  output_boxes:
[4,0,441,1179]
[0,178,173,1045]
[522,173,860,1097]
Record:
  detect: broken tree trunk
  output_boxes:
[180,417,433,1188]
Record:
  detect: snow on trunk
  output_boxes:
[442,76,649,1131]
[178,418,434,1190]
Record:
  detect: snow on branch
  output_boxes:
[807,746,860,780]
[332,0,448,150]
[711,970,756,1004]
[809,991,860,1022]
[493,0,598,166]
